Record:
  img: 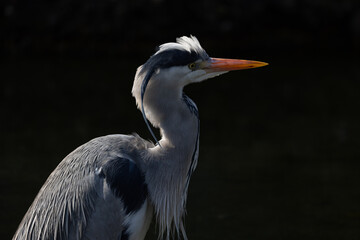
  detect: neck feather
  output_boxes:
[142,88,200,240]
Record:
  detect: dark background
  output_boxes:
[1,0,360,239]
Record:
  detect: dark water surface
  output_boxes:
[1,56,360,239]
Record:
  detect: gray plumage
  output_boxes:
[14,134,153,240]
[13,36,267,240]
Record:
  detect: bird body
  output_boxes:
[13,36,267,240]
[14,134,153,240]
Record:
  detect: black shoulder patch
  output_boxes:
[121,228,129,240]
[102,157,147,214]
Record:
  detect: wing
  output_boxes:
[13,134,150,240]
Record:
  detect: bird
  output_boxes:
[13,36,268,240]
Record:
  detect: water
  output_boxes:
[1,56,359,239]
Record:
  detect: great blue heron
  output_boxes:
[13,36,267,240]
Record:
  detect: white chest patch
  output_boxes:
[123,199,153,240]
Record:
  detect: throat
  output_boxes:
[146,94,199,148]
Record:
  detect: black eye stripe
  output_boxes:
[144,50,199,72]
[140,49,209,76]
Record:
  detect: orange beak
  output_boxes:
[205,58,268,72]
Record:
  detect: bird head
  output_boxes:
[133,35,267,105]
[132,35,268,144]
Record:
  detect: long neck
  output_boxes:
[159,100,198,148]
[140,81,200,239]
[143,83,198,148]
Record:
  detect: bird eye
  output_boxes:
[188,62,196,70]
